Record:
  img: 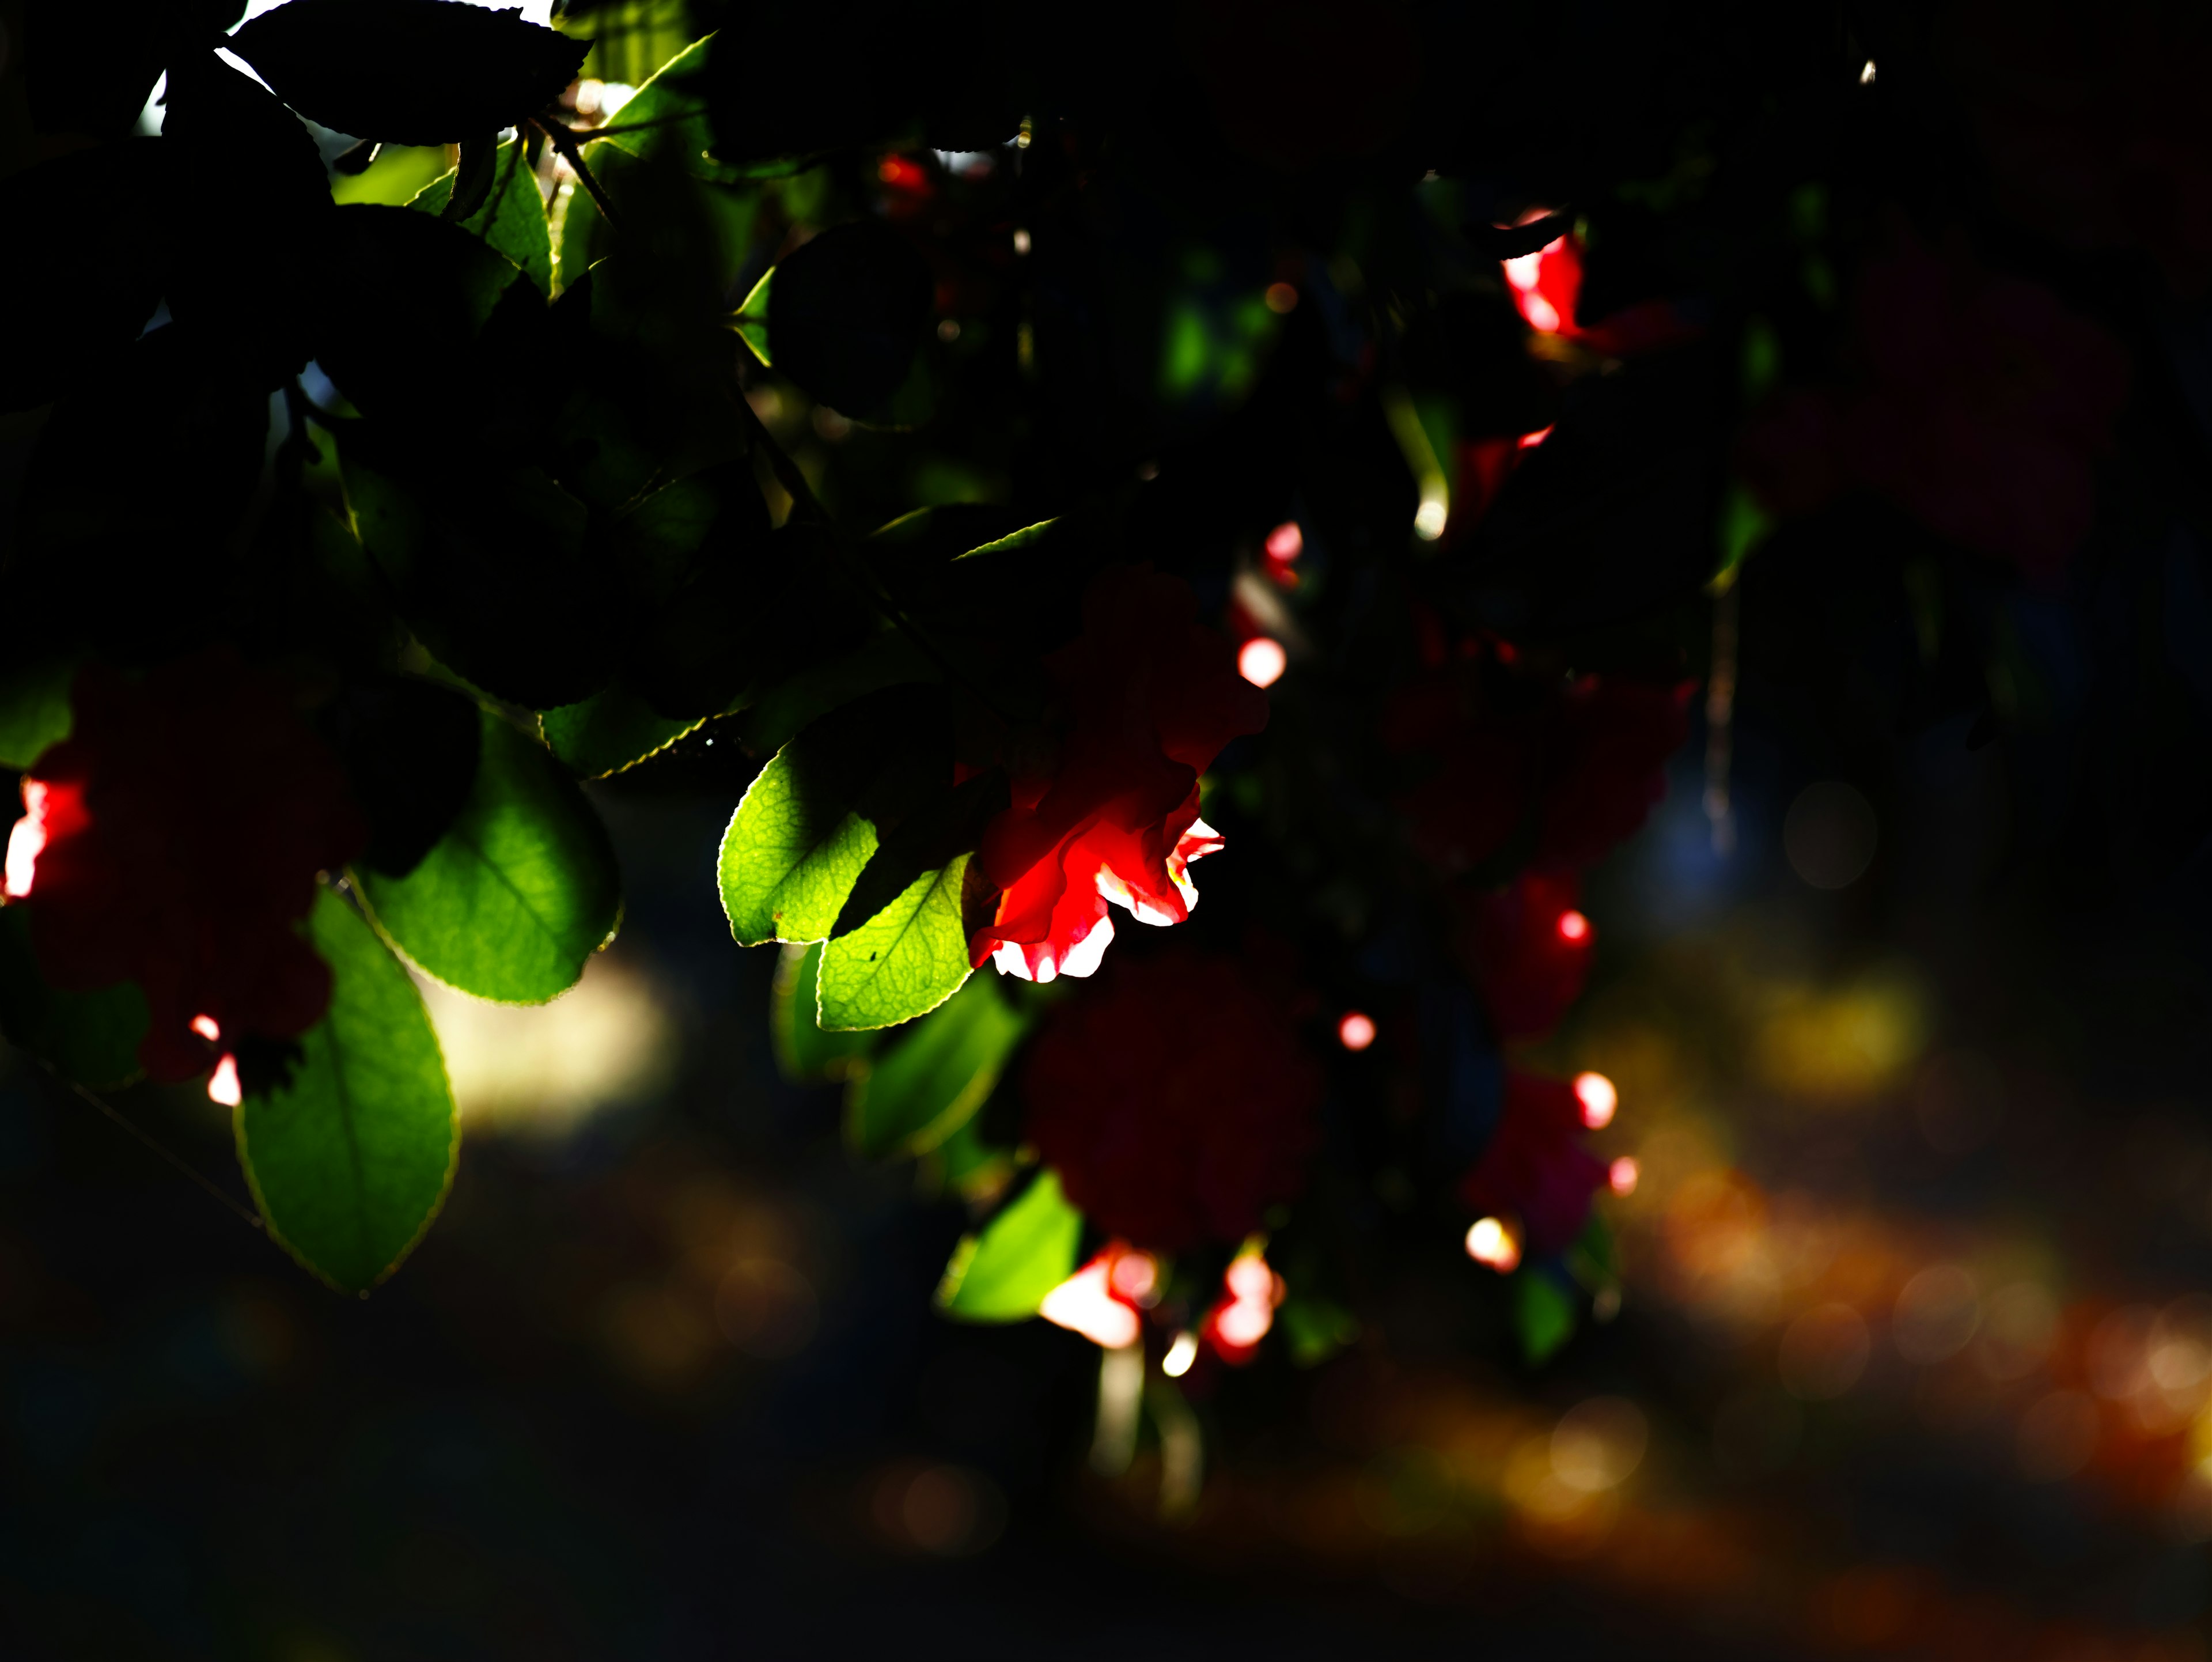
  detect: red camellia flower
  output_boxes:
[1451,871,1593,1040]
[3,650,367,1084]
[1022,949,1322,1254]
[1459,1072,1610,1255]
[970,566,1269,982]
[1383,653,1691,879]
[1740,231,2130,580]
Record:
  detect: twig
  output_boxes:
[573,108,706,142]
[529,112,627,233]
[37,1062,265,1232]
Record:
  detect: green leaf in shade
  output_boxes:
[770,941,877,1084]
[717,689,941,948]
[934,1169,1081,1323]
[1515,1270,1579,1366]
[0,907,148,1091]
[817,855,972,1031]
[927,1112,1016,1205]
[353,708,620,1004]
[1278,1296,1361,1368]
[409,138,554,293]
[731,264,773,366]
[540,685,706,779]
[734,626,937,759]
[234,889,458,1294]
[0,657,77,770]
[844,972,1024,1159]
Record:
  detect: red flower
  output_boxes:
[1382,654,1690,879]
[3,650,366,1083]
[970,566,1269,982]
[1459,1072,1609,1255]
[1503,227,1702,357]
[1022,949,1322,1254]
[1451,871,1593,1040]
[1741,232,2130,579]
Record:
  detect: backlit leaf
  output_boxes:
[540,686,705,780]
[410,139,555,293]
[234,889,458,1294]
[816,854,972,1031]
[845,972,1025,1159]
[353,707,620,1004]
[770,941,877,1084]
[934,1169,1081,1323]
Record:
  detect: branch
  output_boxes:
[529,112,626,234]
[1465,207,1576,261]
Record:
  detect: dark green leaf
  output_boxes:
[0,657,77,772]
[323,676,482,877]
[228,0,588,146]
[817,854,974,1031]
[734,624,937,758]
[716,688,944,948]
[540,686,705,779]
[235,888,457,1294]
[770,941,876,1084]
[764,221,932,416]
[844,972,1024,1160]
[933,1169,1081,1323]
[1278,1296,1361,1368]
[0,142,170,413]
[410,138,554,292]
[353,707,620,1004]
[0,907,149,1091]
[1514,1270,1579,1365]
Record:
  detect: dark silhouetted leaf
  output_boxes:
[0,907,150,1091]
[323,676,482,877]
[409,138,554,291]
[235,888,457,1294]
[764,221,932,415]
[24,0,244,141]
[352,707,620,1003]
[228,0,588,146]
[0,142,170,412]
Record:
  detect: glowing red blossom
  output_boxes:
[971,566,1268,982]
[1741,232,2130,579]
[1502,226,1701,356]
[1451,870,1594,1039]
[5,650,366,1083]
[1459,1072,1611,1255]
[1022,949,1322,1254]
[1382,654,1690,879]
[1200,1250,1284,1366]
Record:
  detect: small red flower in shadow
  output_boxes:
[1451,871,1594,1040]
[970,566,1268,982]
[4,650,366,1083]
[1022,949,1322,1254]
[1382,653,1691,879]
[1459,1072,1609,1255]
[1740,230,2130,580]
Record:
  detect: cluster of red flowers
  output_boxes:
[1022,947,1321,1254]
[969,566,1269,982]
[1739,230,2130,580]
[3,651,363,1084]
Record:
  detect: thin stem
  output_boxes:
[39,1062,265,1233]
[573,109,704,142]
[530,113,627,233]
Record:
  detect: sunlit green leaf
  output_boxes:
[354,708,620,1004]
[0,906,148,1091]
[845,972,1024,1159]
[234,889,458,1294]
[410,138,554,293]
[934,1169,1081,1323]
[817,854,972,1031]
[540,686,706,779]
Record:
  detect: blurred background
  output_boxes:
[9,682,2212,1660]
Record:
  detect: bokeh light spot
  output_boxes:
[1238,637,1287,688]
[1557,908,1590,943]
[1264,282,1299,314]
[1574,1072,1617,1128]
[1467,1216,1522,1273]
[1783,780,1879,889]
[1338,1011,1377,1051]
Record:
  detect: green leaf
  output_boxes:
[234,890,459,1294]
[956,518,1059,561]
[0,906,149,1091]
[354,708,621,1004]
[410,138,555,293]
[734,626,937,759]
[716,690,940,948]
[1514,1270,1579,1366]
[770,941,877,1083]
[540,686,706,779]
[732,266,773,366]
[1278,1296,1361,1368]
[590,33,734,183]
[845,972,1024,1159]
[817,854,974,1031]
[930,1111,1016,1204]
[934,1169,1081,1323]
[0,657,77,771]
